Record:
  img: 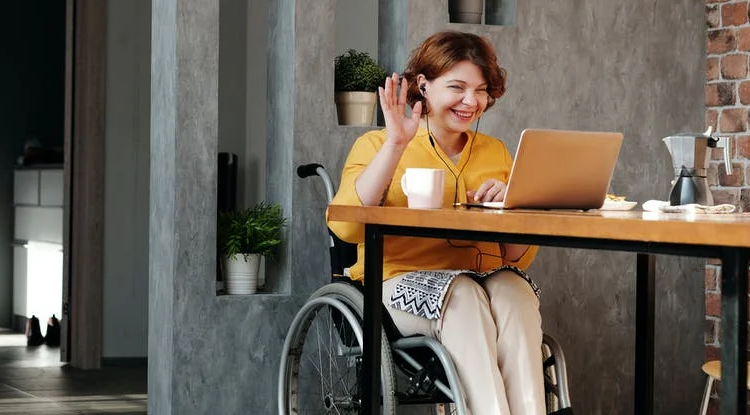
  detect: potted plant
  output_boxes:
[449,0,483,24]
[218,202,287,294]
[334,49,388,126]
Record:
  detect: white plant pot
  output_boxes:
[224,253,261,295]
[257,255,265,290]
[335,91,377,126]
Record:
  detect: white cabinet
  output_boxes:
[25,242,63,322]
[12,168,64,321]
[14,168,63,207]
[14,207,64,244]
[12,246,27,317]
[40,170,63,206]
[13,168,64,244]
[13,170,39,205]
[13,242,63,321]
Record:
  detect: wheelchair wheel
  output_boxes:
[279,283,397,414]
[542,341,558,412]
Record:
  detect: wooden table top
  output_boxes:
[327,205,750,248]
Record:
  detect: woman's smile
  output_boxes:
[451,108,476,122]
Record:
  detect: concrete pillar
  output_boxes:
[149,0,219,412]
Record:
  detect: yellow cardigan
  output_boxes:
[327,127,538,282]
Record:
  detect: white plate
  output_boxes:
[600,200,638,211]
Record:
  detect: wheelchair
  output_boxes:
[278,163,574,415]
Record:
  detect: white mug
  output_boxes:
[400,168,446,209]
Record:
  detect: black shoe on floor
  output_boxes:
[44,315,60,347]
[26,315,44,347]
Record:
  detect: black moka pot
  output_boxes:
[662,127,731,206]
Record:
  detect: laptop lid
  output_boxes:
[501,129,624,210]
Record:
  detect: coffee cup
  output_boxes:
[400,168,445,209]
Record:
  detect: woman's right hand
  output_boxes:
[354,74,423,206]
[378,72,423,148]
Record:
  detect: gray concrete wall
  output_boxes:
[243,0,269,208]
[150,0,298,413]
[219,0,271,210]
[149,0,706,413]
[219,0,249,204]
[103,0,264,358]
[335,0,378,57]
[103,0,152,358]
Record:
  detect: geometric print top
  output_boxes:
[388,265,540,320]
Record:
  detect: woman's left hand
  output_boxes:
[467,179,507,202]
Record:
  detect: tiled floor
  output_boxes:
[0,328,147,414]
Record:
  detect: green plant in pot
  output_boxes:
[334,49,388,126]
[218,202,287,294]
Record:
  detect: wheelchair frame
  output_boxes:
[278,163,572,415]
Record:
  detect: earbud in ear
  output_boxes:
[419,84,426,95]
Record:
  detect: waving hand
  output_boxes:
[378,73,423,147]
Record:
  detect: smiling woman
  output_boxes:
[328,30,548,415]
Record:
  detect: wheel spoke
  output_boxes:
[314,312,327,398]
[281,285,396,415]
[299,305,360,413]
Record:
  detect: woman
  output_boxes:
[327,31,544,415]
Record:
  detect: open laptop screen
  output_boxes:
[498,129,623,210]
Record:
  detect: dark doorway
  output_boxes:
[0,1,66,353]
[0,0,106,370]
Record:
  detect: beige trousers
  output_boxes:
[382,270,544,415]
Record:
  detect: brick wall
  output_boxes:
[705,0,750,412]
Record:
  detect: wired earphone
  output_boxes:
[420,83,480,206]
[420,83,506,267]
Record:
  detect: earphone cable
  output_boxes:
[423,105,485,264]
[426,114,459,205]
[445,239,505,272]
[425,114,480,206]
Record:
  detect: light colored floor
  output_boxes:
[0,328,146,415]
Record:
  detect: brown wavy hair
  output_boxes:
[403,31,507,113]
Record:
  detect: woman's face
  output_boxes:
[421,60,488,139]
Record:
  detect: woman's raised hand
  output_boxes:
[378,72,423,147]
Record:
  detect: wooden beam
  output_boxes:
[63,0,106,370]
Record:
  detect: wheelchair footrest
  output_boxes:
[404,356,445,397]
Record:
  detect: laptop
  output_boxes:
[463,129,623,210]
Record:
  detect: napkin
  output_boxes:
[642,200,737,214]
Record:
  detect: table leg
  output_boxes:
[719,248,748,415]
[363,224,384,415]
[635,254,656,415]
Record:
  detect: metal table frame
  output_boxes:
[360,224,749,415]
